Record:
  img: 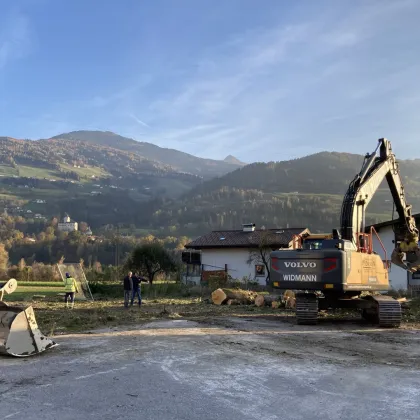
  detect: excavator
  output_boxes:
[270,138,420,327]
[0,279,57,357]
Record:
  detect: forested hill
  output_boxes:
[150,151,420,236]
[2,130,420,240]
[52,130,243,178]
[186,151,420,196]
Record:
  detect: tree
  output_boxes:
[127,243,176,284]
[246,231,275,284]
[18,257,26,271]
[0,244,8,270]
[176,236,190,250]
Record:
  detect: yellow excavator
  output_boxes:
[0,279,57,357]
[270,138,420,327]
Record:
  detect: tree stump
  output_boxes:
[211,289,228,305]
[255,294,280,307]
[283,290,296,308]
[211,288,258,305]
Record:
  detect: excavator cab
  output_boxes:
[293,233,332,250]
[0,279,58,357]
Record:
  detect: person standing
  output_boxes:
[123,271,133,308]
[131,272,147,306]
[63,272,79,309]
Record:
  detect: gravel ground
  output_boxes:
[1,316,420,420]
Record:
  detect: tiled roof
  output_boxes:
[185,228,309,249]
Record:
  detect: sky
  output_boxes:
[1,0,420,163]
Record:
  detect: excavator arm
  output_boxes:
[339,138,420,271]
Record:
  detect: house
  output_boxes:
[57,215,78,232]
[183,224,309,285]
[365,213,420,292]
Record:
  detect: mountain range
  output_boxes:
[1,131,420,237]
[51,131,244,178]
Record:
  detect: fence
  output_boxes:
[57,263,94,301]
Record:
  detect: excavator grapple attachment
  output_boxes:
[391,249,420,273]
[0,279,58,357]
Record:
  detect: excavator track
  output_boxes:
[361,295,402,328]
[295,293,318,325]
[374,295,402,328]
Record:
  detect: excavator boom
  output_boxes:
[339,138,420,272]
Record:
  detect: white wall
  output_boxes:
[201,248,268,286]
[371,225,408,290]
[57,222,78,232]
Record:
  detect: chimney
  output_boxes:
[242,223,256,232]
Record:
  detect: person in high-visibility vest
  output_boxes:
[63,272,79,309]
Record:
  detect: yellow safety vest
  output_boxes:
[64,277,78,293]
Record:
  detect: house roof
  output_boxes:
[185,228,309,249]
[365,213,420,231]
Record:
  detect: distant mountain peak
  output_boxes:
[224,155,246,166]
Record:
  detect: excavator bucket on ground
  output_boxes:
[0,279,58,357]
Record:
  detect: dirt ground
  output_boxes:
[1,313,420,420]
[13,296,420,335]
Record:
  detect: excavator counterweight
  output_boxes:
[0,279,58,357]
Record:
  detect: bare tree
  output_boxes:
[246,231,274,284]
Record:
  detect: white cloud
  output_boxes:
[129,114,150,128]
[81,75,153,109]
[19,0,420,161]
[0,11,32,69]
[139,0,420,161]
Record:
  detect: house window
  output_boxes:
[255,265,265,277]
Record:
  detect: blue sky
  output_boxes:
[1,0,420,162]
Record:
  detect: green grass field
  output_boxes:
[3,281,65,301]
[59,163,110,180]
[18,165,59,179]
[0,164,18,176]
[2,280,194,302]
[13,162,109,184]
